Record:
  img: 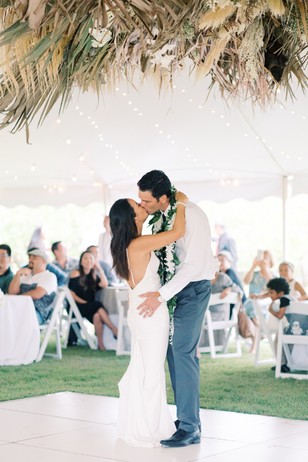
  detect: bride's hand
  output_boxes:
[176,191,188,204]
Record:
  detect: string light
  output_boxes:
[42,82,308,197]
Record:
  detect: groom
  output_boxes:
[137,170,217,448]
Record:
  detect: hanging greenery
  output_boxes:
[0,0,307,133]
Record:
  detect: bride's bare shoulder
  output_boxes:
[128,235,151,254]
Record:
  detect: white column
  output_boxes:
[282,175,293,260]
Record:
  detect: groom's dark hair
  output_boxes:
[137,170,172,200]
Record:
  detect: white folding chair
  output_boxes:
[62,287,97,350]
[36,288,66,362]
[115,288,130,356]
[252,299,276,366]
[275,301,308,379]
[199,292,242,358]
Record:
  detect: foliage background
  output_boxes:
[1,195,308,286]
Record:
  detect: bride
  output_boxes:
[109,192,187,447]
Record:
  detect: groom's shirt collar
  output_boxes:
[162,203,171,217]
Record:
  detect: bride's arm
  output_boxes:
[130,193,187,254]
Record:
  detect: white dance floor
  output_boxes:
[0,392,307,462]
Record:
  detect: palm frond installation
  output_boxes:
[0,0,307,133]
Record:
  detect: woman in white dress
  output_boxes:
[109,193,187,447]
[278,261,307,300]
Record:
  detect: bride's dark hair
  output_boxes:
[109,199,138,280]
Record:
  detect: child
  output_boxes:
[278,261,308,300]
[266,277,293,373]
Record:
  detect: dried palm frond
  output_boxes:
[0,0,307,133]
[267,0,286,16]
[199,5,236,30]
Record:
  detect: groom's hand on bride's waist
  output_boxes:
[137,291,162,317]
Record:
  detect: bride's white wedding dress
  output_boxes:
[117,252,175,447]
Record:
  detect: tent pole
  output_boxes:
[282,176,287,260]
[282,175,293,260]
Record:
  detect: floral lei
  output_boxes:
[148,186,180,339]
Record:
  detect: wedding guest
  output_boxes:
[68,250,118,350]
[97,216,120,283]
[25,246,67,287]
[215,222,238,269]
[0,244,14,293]
[266,277,292,373]
[217,250,247,304]
[27,227,67,286]
[98,216,113,267]
[51,241,78,278]
[209,271,243,345]
[242,250,275,353]
[211,271,243,299]
[243,249,274,321]
[243,250,274,292]
[86,245,117,286]
[8,248,57,324]
[278,261,308,300]
[217,251,257,352]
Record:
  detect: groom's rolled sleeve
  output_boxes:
[159,202,218,302]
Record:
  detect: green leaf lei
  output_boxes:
[148,186,180,323]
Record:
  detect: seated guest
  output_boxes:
[243,249,274,299]
[205,272,242,350]
[47,261,67,286]
[217,250,247,304]
[86,245,117,286]
[211,271,243,300]
[51,241,78,277]
[218,251,260,352]
[8,248,57,324]
[0,244,14,293]
[266,277,293,373]
[243,249,274,322]
[68,250,118,350]
[278,261,308,300]
[25,246,66,286]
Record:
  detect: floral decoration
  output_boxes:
[148,185,179,340]
[0,0,306,134]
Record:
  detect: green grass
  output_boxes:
[0,342,307,421]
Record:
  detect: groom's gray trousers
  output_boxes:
[167,279,211,433]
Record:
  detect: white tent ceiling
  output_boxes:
[1,73,307,208]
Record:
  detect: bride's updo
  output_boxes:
[109,199,138,280]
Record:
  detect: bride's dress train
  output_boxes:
[117,252,175,447]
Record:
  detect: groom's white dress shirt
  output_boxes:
[159,201,218,302]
